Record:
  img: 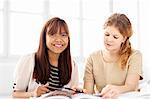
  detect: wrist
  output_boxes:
[29,91,34,97]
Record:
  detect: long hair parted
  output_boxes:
[34,17,72,85]
[104,13,133,69]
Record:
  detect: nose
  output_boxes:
[54,34,62,39]
[54,34,63,42]
[106,36,113,42]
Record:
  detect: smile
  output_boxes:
[53,44,63,48]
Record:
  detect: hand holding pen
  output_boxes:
[62,87,84,93]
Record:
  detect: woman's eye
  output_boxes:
[105,34,109,36]
[50,33,54,36]
[61,32,68,36]
[114,36,119,39]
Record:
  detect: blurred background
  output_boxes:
[1,0,150,97]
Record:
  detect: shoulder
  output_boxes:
[130,49,142,58]
[88,50,101,58]
[127,49,142,64]
[19,53,35,61]
[87,50,102,61]
[15,53,35,71]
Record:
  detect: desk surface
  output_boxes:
[118,91,150,99]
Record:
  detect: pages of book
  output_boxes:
[71,93,101,99]
[37,91,70,99]
[37,91,101,99]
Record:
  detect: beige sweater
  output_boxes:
[84,50,143,92]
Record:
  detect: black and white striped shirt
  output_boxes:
[47,65,63,91]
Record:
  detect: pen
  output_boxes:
[63,87,84,93]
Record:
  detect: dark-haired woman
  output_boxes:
[12,17,78,98]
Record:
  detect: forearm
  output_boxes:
[84,82,94,94]
[12,91,34,98]
[118,84,137,94]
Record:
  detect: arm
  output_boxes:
[100,74,140,99]
[71,60,79,87]
[13,85,49,98]
[83,56,95,94]
[12,54,33,98]
[84,82,95,94]
[12,91,34,98]
[12,54,49,98]
[101,51,142,98]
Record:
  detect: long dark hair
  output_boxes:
[104,13,133,69]
[33,17,72,85]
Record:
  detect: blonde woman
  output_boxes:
[84,13,143,99]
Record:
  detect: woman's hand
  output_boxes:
[100,85,120,99]
[33,84,50,97]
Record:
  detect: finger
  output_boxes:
[83,89,87,93]
[100,86,111,96]
[112,94,117,99]
[102,92,113,99]
[36,88,46,97]
[102,94,110,99]
[111,91,116,97]
[44,83,50,89]
[44,82,49,86]
[111,91,119,99]
[104,90,116,99]
[41,86,50,92]
[40,90,47,94]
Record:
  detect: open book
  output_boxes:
[37,90,101,99]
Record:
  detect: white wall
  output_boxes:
[0,62,17,96]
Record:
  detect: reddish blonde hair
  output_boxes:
[104,13,133,69]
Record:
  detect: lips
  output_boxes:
[105,42,110,46]
[107,43,111,46]
[53,44,63,48]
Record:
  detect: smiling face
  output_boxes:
[46,27,69,55]
[104,26,125,53]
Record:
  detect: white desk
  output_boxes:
[118,91,150,99]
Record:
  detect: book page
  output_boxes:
[41,95,70,99]
[71,93,101,99]
[37,91,101,99]
[37,91,71,99]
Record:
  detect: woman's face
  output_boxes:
[46,27,69,55]
[104,26,125,53]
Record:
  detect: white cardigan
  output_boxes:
[13,53,79,92]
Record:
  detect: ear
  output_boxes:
[122,37,127,43]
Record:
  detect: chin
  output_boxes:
[54,50,64,54]
[105,47,113,51]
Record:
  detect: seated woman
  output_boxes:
[12,17,79,98]
[83,13,143,99]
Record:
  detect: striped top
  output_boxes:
[47,64,63,91]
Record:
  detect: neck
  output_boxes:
[105,49,119,56]
[103,49,119,62]
[48,51,60,67]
